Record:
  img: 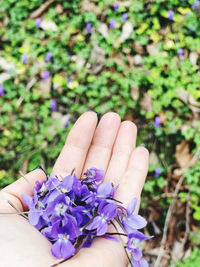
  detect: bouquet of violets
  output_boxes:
[21,167,152,267]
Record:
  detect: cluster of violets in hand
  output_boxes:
[21,168,152,266]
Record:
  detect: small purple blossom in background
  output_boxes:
[122,13,128,22]
[155,167,162,177]
[35,17,41,28]
[167,10,174,20]
[0,84,5,96]
[153,116,161,127]
[22,54,28,64]
[67,77,72,84]
[86,22,92,34]
[64,120,69,128]
[113,2,119,11]
[45,52,52,62]
[42,70,50,81]
[109,18,116,29]
[177,48,184,57]
[192,0,199,9]
[50,99,57,111]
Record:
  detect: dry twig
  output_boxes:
[30,0,55,19]
[154,149,199,267]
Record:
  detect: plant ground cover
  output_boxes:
[0,0,200,266]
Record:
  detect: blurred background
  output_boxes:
[0,0,200,266]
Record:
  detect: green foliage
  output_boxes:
[179,161,200,220]
[0,0,199,219]
[175,247,200,267]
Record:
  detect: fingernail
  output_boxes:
[87,110,98,115]
[32,166,47,177]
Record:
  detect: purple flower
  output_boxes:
[86,201,118,236]
[67,77,72,84]
[126,231,152,266]
[120,198,147,233]
[177,48,184,57]
[167,10,174,20]
[192,0,199,9]
[155,167,161,177]
[50,223,76,259]
[42,70,50,81]
[113,2,119,11]
[64,120,69,128]
[35,17,41,28]
[21,189,46,227]
[22,54,28,64]
[50,98,57,111]
[122,13,128,22]
[84,167,104,182]
[45,52,52,62]
[109,18,116,29]
[86,22,92,34]
[153,116,161,128]
[0,84,5,96]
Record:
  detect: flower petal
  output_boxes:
[97,182,112,197]
[127,198,137,216]
[96,221,108,236]
[140,260,149,267]
[28,210,40,225]
[123,215,147,232]
[51,240,62,259]
[61,240,75,259]
[132,248,142,261]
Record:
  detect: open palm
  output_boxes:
[0,112,149,267]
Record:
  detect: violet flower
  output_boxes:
[21,189,46,227]
[177,48,184,57]
[45,52,52,62]
[67,77,72,84]
[155,167,161,177]
[126,231,153,266]
[35,17,41,28]
[84,167,104,182]
[50,99,57,111]
[167,10,174,20]
[51,223,76,259]
[22,54,28,64]
[86,22,92,34]
[120,198,147,233]
[122,13,128,22]
[153,116,161,128]
[86,200,118,235]
[192,0,199,9]
[0,84,5,96]
[42,70,50,81]
[113,2,119,11]
[109,18,116,29]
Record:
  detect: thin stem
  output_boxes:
[19,170,34,189]
[111,220,133,267]
[106,232,128,237]
[8,200,28,219]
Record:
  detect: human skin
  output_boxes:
[0,112,149,267]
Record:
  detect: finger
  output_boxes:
[1,168,46,211]
[105,121,137,185]
[53,111,98,178]
[115,147,149,211]
[82,112,121,175]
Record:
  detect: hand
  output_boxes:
[0,112,149,267]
